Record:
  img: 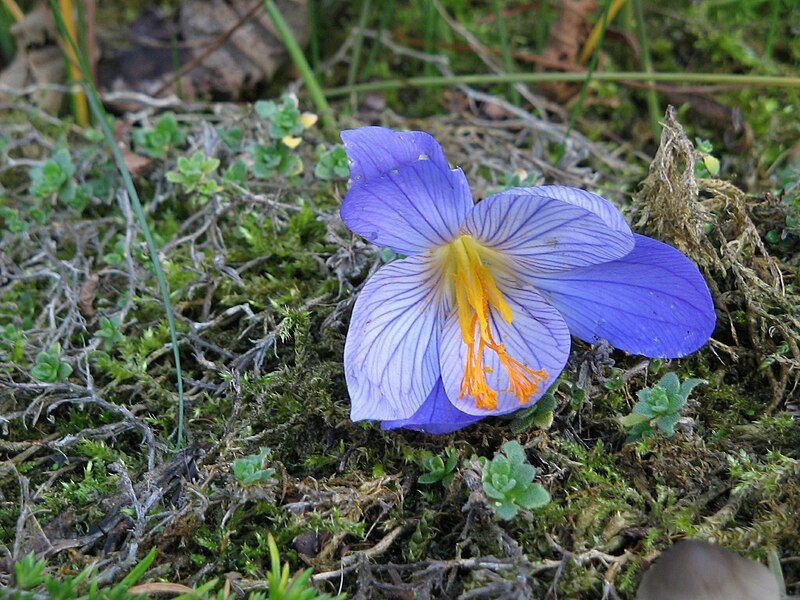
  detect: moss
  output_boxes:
[2,85,799,599]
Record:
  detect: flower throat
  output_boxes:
[439,235,547,410]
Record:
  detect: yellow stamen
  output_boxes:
[437,235,547,410]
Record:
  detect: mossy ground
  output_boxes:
[1,99,798,598]
[2,2,800,598]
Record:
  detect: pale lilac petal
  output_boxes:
[530,234,716,358]
[345,255,446,421]
[465,189,634,272]
[341,126,450,183]
[381,379,484,434]
[341,160,473,255]
[439,284,570,416]
[524,185,631,234]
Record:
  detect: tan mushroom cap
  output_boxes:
[637,540,781,600]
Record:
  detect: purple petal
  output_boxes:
[465,189,634,273]
[524,186,631,234]
[439,284,570,416]
[530,234,716,358]
[341,126,451,183]
[345,255,446,421]
[341,160,473,255]
[381,379,484,434]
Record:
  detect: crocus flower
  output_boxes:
[340,127,715,434]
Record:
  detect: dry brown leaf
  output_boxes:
[98,0,308,104]
[0,2,65,113]
[77,274,99,317]
[120,146,154,177]
[128,582,196,596]
[537,0,596,101]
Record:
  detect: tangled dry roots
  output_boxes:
[632,106,800,409]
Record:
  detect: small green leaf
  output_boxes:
[659,372,681,395]
[703,155,720,176]
[514,483,550,509]
[493,501,519,521]
[620,412,650,428]
[315,145,350,180]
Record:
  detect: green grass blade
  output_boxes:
[0,2,16,60]
[322,71,800,96]
[633,0,661,141]
[420,0,438,76]
[170,31,184,100]
[48,0,187,447]
[363,0,395,74]
[764,0,780,61]
[346,0,372,110]
[308,0,320,72]
[263,0,334,137]
[492,0,520,105]
[492,0,520,104]
[562,0,614,152]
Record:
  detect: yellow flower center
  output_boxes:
[437,235,547,410]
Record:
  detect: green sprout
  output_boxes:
[255,95,305,139]
[94,316,124,350]
[217,125,244,152]
[13,552,48,590]
[31,343,73,383]
[102,236,126,266]
[418,447,458,486]
[263,533,344,600]
[1,205,29,233]
[314,145,349,180]
[233,448,277,486]
[510,381,559,433]
[250,143,303,179]
[1,324,25,363]
[132,113,185,158]
[166,151,223,199]
[255,94,317,149]
[621,372,706,442]
[223,159,249,186]
[694,137,721,177]
[12,547,156,598]
[501,169,539,190]
[29,148,80,210]
[480,440,550,521]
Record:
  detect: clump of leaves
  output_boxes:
[102,235,126,266]
[166,151,222,199]
[621,372,705,441]
[501,169,539,190]
[132,113,185,158]
[314,145,349,180]
[233,448,277,486]
[510,382,558,432]
[263,533,343,600]
[249,143,304,179]
[94,316,123,350]
[31,343,72,383]
[1,204,29,234]
[418,447,458,486]
[694,137,721,177]
[1,324,25,363]
[480,441,550,520]
[29,148,84,211]
[255,94,317,147]
[223,159,249,186]
[12,547,156,599]
[218,124,244,152]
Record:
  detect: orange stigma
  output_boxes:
[438,235,547,410]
